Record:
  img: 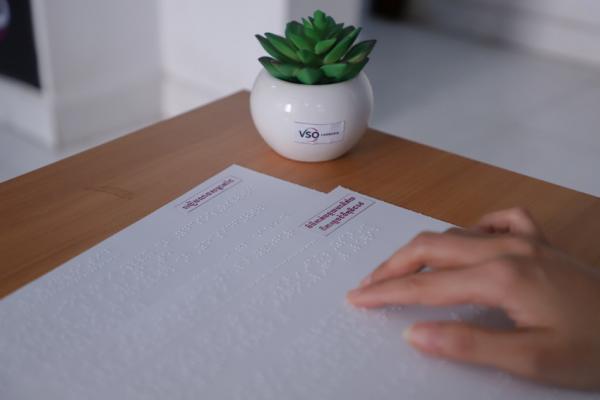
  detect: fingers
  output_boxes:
[474,207,546,242]
[363,232,475,286]
[362,230,536,287]
[404,321,551,381]
[349,267,503,309]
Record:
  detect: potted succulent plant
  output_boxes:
[250,10,376,162]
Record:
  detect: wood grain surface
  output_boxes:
[1,91,599,298]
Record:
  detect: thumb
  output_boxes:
[404,321,549,380]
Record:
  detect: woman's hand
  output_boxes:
[347,208,600,389]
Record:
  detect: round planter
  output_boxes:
[250,69,374,162]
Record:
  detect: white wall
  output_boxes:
[0,0,163,147]
[1,0,364,146]
[160,0,364,117]
[0,78,53,145]
[288,0,362,27]
[46,0,162,145]
[160,0,288,117]
[413,0,600,66]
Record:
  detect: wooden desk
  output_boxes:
[1,91,599,298]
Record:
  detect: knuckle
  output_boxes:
[509,206,531,221]
[487,257,525,291]
[411,231,438,252]
[504,237,541,258]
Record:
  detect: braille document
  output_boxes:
[0,166,593,399]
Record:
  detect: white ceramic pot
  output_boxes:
[250,69,374,162]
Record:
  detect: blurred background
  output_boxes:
[1,0,599,196]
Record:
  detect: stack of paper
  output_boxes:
[0,165,593,399]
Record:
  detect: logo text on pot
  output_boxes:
[294,121,345,145]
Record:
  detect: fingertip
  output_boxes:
[346,286,385,309]
[346,287,364,306]
[404,322,442,354]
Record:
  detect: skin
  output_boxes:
[346,208,600,390]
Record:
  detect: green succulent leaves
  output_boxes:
[296,68,323,85]
[315,38,336,55]
[264,33,299,62]
[313,10,328,31]
[255,10,376,85]
[345,39,376,64]
[321,63,348,80]
[288,33,312,51]
[323,27,361,64]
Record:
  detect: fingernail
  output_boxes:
[403,323,441,353]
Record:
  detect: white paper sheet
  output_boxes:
[0,168,594,399]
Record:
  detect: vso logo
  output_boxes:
[298,127,320,142]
